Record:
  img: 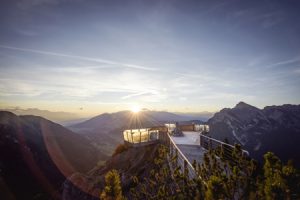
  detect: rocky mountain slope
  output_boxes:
[62,143,162,200]
[0,111,107,200]
[208,102,300,165]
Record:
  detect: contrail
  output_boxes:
[0,44,157,71]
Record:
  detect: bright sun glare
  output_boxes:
[131,105,141,113]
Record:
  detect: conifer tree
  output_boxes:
[125,143,300,199]
[282,160,299,198]
[262,152,285,200]
[205,175,226,200]
[100,169,126,200]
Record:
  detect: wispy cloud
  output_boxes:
[120,89,166,103]
[16,0,83,10]
[266,57,300,68]
[121,91,152,99]
[0,45,157,71]
[17,0,59,10]
[294,68,300,74]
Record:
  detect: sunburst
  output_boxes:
[130,105,141,113]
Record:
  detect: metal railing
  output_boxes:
[164,132,249,181]
[161,131,251,178]
[164,133,198,180]
[200,134,249,159]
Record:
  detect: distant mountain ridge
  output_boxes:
[1,107,80,123]
[208,102,300,165]
[69,110,205,155]
[71,110,201,130]
[174,111,214,121]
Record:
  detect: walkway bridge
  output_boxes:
[123,123,249,180]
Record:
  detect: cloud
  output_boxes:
[0,68,166,103]
[0,45,157,71]
[259,11,285,29]
[121,91,152,99]
[266,57,300,68]
[294,68,300,74]
[0,78,42,97]
[17,0,59,10]
[16,0,83,10]
[120,89,167,103]
[247,55,268,67]
[15,29,39,36]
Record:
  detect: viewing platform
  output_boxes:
[123,123,209,169]
[123,126,167,147]
[123,123,249,180]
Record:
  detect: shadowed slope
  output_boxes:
[0,111,107,199]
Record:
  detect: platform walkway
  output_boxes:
[171,131,206,165]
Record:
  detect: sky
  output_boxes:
[0,0,300,117]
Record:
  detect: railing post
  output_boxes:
[184,160,188,179]
[175,148,178,168]
[139,131,141,143]
[220,143,223,158]
[200,134,202,147]
[170,141,173,159]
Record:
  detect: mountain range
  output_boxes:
[1,107,214,125]
[1,102,300,199]
[208,102,300,165]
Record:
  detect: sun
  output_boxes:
[131,105,141,113]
